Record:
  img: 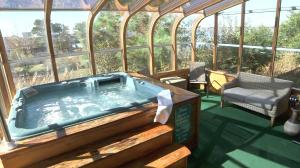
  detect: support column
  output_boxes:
[120,12,130,72]
[148,13,160,75]
[148,0,190,75]
[0,68,10,116]
[171,14,185,71]
[45,0,59,82]
[87,0,108,75]
[238,2,245,73]
[120,0,152,72]
[0,107,12,143]
[213,13,218,70]
[270,0,282,77]
[191,15,205,62]
[0,31,16,98]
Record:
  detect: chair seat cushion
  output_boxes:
[244,91,281,110]
[223,87,258,101]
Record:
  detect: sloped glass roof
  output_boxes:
[0,0,45,9]
[52,0,98,10]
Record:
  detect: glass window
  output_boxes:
[242,0,276,75]
[51,11,91,80]
[126,12,152,72]
[177,14,200,69]
[127,12,151,47]
[275,0,300,87]
[93,4,123,74]
[154,13,177,72]
[127,47,150,73]
[217,5,241,74]
[196,15,214,69]
[0,11,54,89]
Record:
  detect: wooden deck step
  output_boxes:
[0,105,158,168]
[30,123,173,168]
[122,144,191,168]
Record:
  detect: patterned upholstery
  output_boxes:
[221,72,293,119]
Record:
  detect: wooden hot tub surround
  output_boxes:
[0,73,200,168]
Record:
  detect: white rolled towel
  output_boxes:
[154,89,173,124]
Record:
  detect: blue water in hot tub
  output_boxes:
[8,73,164,140]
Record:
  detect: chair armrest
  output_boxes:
[272,88,291,114]
[221,79,238,95]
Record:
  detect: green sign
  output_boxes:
[174,103,192,143]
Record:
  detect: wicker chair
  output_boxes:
[189,62,209,97]
[221,72,293,126]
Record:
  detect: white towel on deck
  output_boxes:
[154,89,173,124]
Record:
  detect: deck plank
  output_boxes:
[122,144,191,168]
[31,123,173,168]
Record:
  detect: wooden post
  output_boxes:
[0,68,10,116]
[213,13,218,70]
[149,13,160,75]
[0,107,12,142]
[87,0,108,75]
[171,14,185,71]
[44,0,59,82]
[120,0,152,72]
[238,2,245,73]
[191,15,205,62]
[0,31,16,98]
[148,0,189,75]
[120,12,130,72]
[114,0,129,11]
[270,0,282,77]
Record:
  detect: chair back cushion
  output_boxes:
[189,62,206,82]
[238,72,294,92]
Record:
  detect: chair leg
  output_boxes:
[206,84,209,98]
[221,99,224,108]
[270,117,275,127]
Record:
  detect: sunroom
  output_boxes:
[0,0,299,167]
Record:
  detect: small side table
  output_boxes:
[284,108,300,136]
[160,76,187,90]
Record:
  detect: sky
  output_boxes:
[0,0,299,37]
[200,0,300,28]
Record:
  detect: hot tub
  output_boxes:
[8,72,164,140]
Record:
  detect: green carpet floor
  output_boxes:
[188,91,300,168]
